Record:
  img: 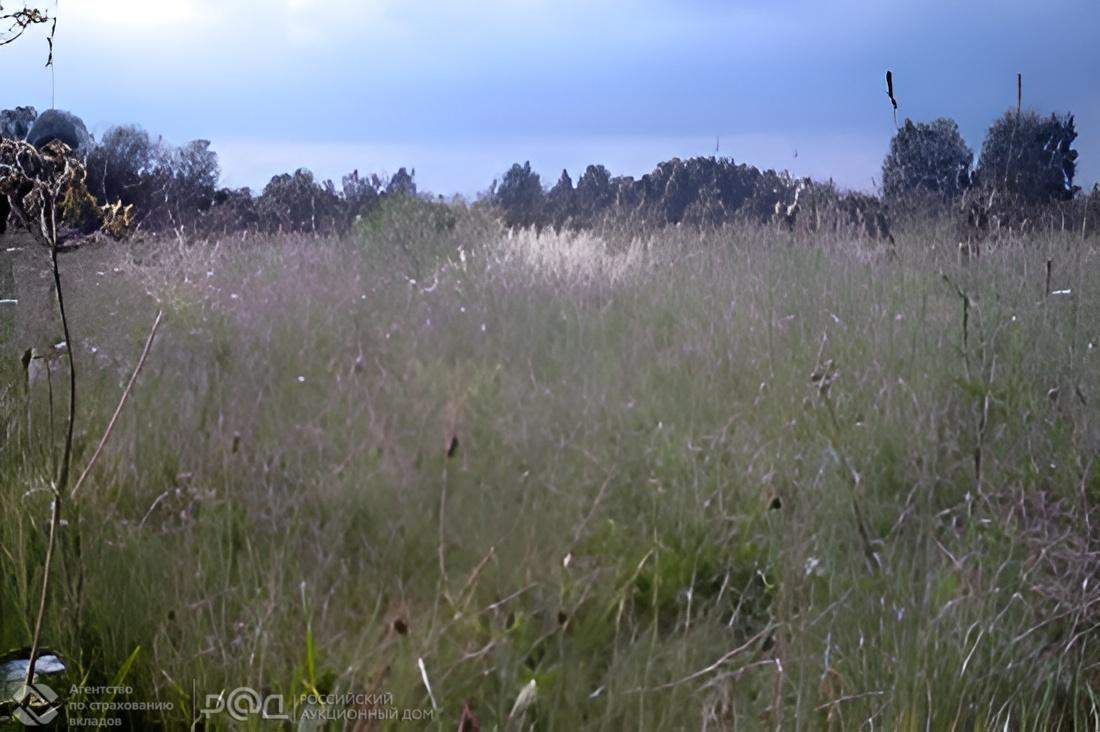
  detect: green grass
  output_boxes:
[1,215,1098,729]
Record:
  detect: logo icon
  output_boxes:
[12,683,61,726]
[201,687,289,721]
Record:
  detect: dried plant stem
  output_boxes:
[71,309,163,499]
[438,463,450,595]
[25,246,77,687]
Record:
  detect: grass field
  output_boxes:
[2,210,1099,728]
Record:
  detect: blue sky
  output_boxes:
[4,0,1098,195]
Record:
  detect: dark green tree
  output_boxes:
[386,167,417,197]
[882,118,972,205]
[258,168,342,233]
[976,110,1079,205]
[166,139,219,215]
[85,125,157,207]
[574,164,614,227]
[545,169,576,231]
[494,161,544,229]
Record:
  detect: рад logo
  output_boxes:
[12,683,63,727]
[201,687,289,721]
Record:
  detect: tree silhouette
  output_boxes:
[976,110,1079,205]
[575,164,614,227]
[386,167,417,198]
[494,161,544,229]
[882,118,973,206]
[545,169,576,231]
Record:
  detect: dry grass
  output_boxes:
[1,210,1099,728]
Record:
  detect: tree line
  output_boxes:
[0,104,1096,241]
[492,110,1088,235]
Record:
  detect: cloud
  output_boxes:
[3,0,1096,192]
[67,0,198,31]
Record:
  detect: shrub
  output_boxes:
[357,194,461,280]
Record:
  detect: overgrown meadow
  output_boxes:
[2,203,1099,728]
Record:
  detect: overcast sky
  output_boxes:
[4,0,1098,195]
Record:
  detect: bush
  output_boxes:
[882,118,972,206]
[975,110,1079,206]
[357,194,463,280]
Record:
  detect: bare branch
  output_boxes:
[0,2,51,48]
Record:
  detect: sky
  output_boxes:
[3,0,1098,196]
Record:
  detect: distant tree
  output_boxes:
[882,118,972,205]
[545,157,771,230]
[611,175,640,212]
[661,159,696,224]
[976,110,1079,205]
[386,167,417,197]
[0,105,36,139]
[204,186,258,235]
[740,168,795,223]
[343,169,383,215]
[163,139,219,222]
[683,180,727,227]
[258,168,343,234]
[494,161,544,229]
[545,169,575,231]
[85,125,157,207]
[574,164,614,227]
[85,128,220,230]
